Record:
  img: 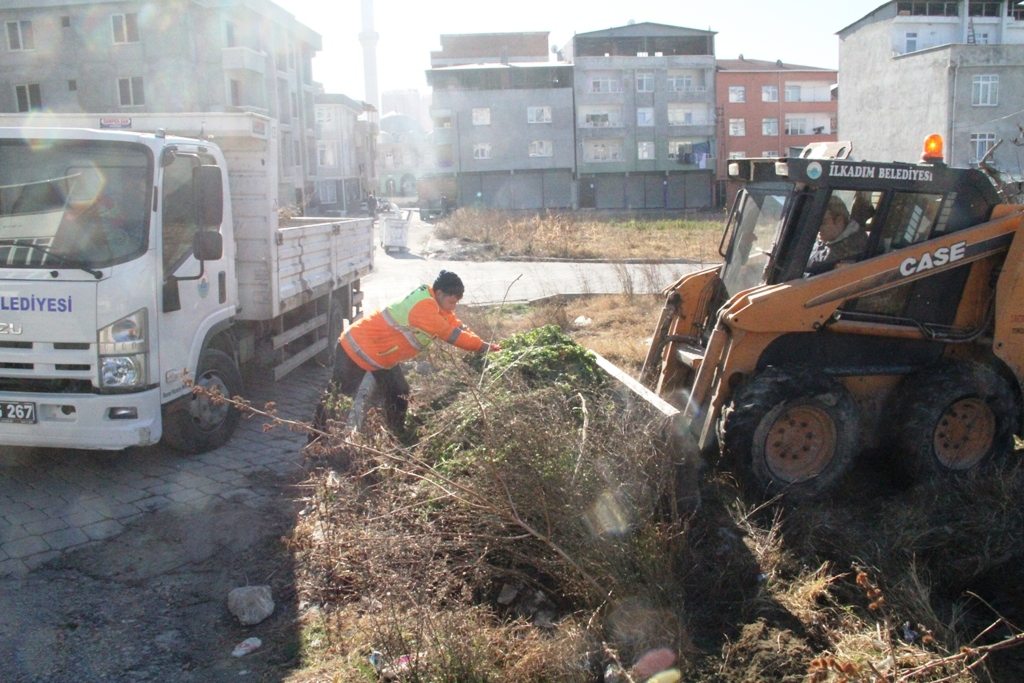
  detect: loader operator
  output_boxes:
[805,195,869,275]
[310,270,501,441]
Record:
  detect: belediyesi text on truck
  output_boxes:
[0,113,373,453]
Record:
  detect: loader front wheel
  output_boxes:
[720,367,860,499]
[891,362,1016,481]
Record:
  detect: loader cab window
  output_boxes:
[843,191,948,318]
[803,190,880,276]
[720,183,791,296]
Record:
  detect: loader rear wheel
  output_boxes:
[891,362,1016,481]
[162,349,243,454]
[719,367,860,499]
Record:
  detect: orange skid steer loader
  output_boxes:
[638,137,1024,499]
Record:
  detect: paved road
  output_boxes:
[0,210,702,577]
[362,210,703,310]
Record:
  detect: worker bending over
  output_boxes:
[312,270,500,439]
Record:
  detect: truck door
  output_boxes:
[156,150,231,404]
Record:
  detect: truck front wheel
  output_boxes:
[719,367,860,499]
[163,348,243,454]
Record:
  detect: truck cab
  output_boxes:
[0,127,234,451]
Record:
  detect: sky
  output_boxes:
[274,0,888,103]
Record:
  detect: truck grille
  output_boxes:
[0,340,96,393]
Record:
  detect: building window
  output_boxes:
[61,16,71,28]
[527,106,551,123]
[68,79,77,91]
[970,132,996,162]
[317,180,337,204]
[762,118,779,136]
[637,141,656,160]
[668,140,697,161]
[528,140,553,157]
[15,83,40,112]
[581,108,622,127]
[667,73,693,92]
[225,21,236,48]
[762,151,779,158]
[728,86,745,103]
[784,84,801,102]
[972,74,998,106]
[728,151,746,160]
[112,13,140,44]
[667,106,695,125]
[785,116,807,135]
[637,107,655,127]
[584,141,622,162]
[905,32,918,52]
[473,143,491,159]
[6,20,33,50]
[471,107,490,125]
[762,85,778,102]
[230,79,241,106]
[118,76,145,106]
[317,143,336,167]
[729,118,746,136]
[590,77,622,93]
[636,72,654,92]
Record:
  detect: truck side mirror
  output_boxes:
[193,230,223,261]
[194,164,223,229]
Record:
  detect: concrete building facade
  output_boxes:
[716,57,837,203]
[567,23,717,210]
[313,93,376,215]
[426,32,576,210]
[0,0,322,207]
[838,0,1024,175]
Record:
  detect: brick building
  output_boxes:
[716,57,837,203]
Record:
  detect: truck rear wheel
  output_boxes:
[163,348,243,454]
[890,361,1016,481]
[719,367,860,499]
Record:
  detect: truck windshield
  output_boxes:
[719,183,791,297]
[0,139,152,270]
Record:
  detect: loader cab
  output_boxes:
[722,153,1002,323]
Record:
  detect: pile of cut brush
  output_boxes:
[287,325,1024,682]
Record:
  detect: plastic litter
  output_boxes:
[231,637,262,657]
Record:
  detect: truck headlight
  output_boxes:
[101,355,147,388]
[99,309,149,389]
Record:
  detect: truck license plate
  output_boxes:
[0,401,36,423]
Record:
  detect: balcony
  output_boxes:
[222,46,266,75]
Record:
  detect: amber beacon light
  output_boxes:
[921,134,944,163]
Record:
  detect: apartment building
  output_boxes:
[313,93,376,215]
[838,0,1024,175]
[0,0,322,207]
[716,57,837,202]
[566,22,716,209]
[426,32,576,209]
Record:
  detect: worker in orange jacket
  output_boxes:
[312,270,500,439]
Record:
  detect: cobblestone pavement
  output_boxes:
[0,360,327,577]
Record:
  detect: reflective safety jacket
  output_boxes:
[340,285,487,371]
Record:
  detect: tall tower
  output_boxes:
[359,0,380,114]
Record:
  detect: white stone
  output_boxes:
[227,585,275,626]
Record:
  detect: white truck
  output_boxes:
[0,112,373,453]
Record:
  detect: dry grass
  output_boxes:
[269,296,1024,682]
[434,208,725,262]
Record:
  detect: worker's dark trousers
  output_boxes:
[311,346,410,438]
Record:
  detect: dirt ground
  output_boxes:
[0,470,305,683]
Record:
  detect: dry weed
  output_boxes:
[435,208,724,261]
